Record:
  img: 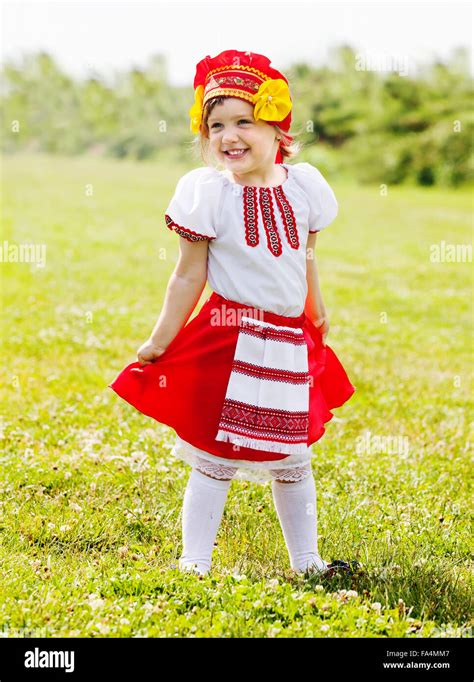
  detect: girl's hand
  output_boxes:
[314,316,330,346]
[136,338,168,366]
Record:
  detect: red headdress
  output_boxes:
[189,49,293,164]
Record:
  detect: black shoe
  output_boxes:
[322,559,360,578]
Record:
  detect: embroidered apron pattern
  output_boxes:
[215,315,310,455]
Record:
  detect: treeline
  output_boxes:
[1,46,472,186]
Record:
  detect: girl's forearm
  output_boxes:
[304,260,327,322]
[149,272,206,348]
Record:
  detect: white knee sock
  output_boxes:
[271,473,328,573]
[179,467,233,575]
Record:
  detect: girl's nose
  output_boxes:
[222,128,239,143]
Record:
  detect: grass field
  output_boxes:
[0,153,472,638]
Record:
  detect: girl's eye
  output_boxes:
[211,119,251,129]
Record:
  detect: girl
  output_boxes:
[108,49,358,578]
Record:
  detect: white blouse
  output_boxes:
[164,162,338,317]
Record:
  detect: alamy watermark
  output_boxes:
[355,51,410,77]
[24,647,75,673]
[430,240,472,263]
[210,304,265,327]
[0,240,47,268]
[356,430,409,456]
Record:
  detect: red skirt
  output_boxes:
[107,291,356,462]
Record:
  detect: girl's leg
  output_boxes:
[178,457,237,575]
[270,464,328,573]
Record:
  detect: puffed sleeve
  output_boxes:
[164,167,221,242]
[293,162,338,232]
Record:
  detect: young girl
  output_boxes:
[108,49,358,578]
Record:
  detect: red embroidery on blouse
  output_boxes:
[165,214,214,242]
[273,186,299,249]
[258,187,282,257]
[243,187,259,247]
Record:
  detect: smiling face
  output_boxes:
[205,97,280,175]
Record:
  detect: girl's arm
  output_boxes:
[305,232,330,344]
[148,237,209,349]
[305,232,326,321]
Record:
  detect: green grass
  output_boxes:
[0,153,472,638]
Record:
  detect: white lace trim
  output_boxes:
[195,456,312,483]
[269,465,312,482]
[170,435,314,484]
[195,457,238,480]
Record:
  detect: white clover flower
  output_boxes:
[88,595,105,610]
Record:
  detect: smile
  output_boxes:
[223,149,249,159]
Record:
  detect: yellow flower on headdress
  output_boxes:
[252,79,292,123]
[189,84,204,134]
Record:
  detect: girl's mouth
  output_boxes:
[223,149,249,159]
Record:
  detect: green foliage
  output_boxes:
[1,47,472,185]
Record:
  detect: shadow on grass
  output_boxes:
[289,561,471,625]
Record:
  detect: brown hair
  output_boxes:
[189,96,303,167]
